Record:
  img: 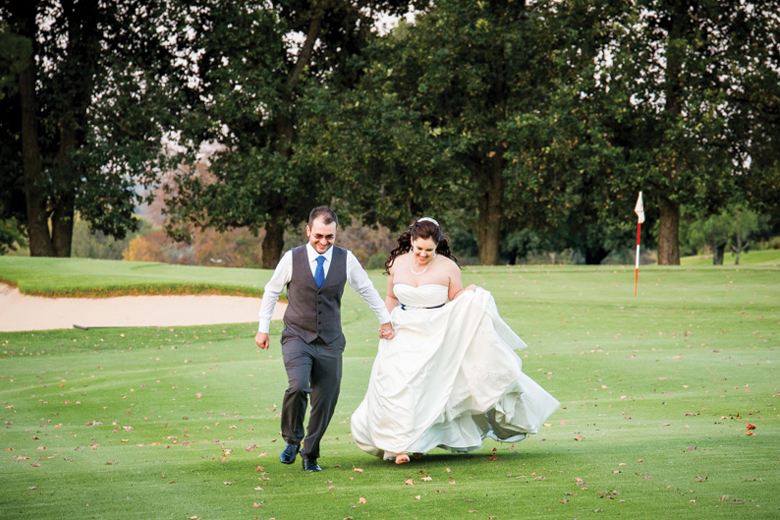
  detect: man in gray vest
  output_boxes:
[255,206,395,472]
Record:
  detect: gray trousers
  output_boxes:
[280,335,343,460]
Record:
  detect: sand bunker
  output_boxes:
[0,283,286,332]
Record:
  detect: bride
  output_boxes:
[351,217,560,464]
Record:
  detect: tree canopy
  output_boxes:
[0,0,184,257]
[163,0,413,268]
[3,0,778,265]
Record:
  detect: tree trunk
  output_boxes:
[730,236,748,265]
[17,4,55,257]
[48,0,99,257]
[656,0,685,266]
[477,152,504,265]
[52,118,78,257]
[51,194,75,257]
[657,200,680,265]
[713,243,725,265]
[261,208,285,269]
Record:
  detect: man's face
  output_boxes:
[306,217,337,254]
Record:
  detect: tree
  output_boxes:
[0,0,183,257]
[729,209,763,265]
[686,211,732,265]
[685,207,764,265]
[164,0,412,269]
[584,0,780,264]
[308,0,617,265]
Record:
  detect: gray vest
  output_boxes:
[282,245,348,347]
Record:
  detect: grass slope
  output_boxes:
[680,248,780,267]
[0,256,274,297]
[1,259,778,519]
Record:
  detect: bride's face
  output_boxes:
[411,237,437,264]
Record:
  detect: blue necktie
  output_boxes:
[314,256,326,289]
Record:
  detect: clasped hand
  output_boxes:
[378,322,395,340]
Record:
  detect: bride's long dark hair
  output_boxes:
[384,218,458,274]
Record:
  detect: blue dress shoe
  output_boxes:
[302,456,322,472]
[279,442,300,464]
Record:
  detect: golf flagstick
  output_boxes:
[634,191,645,297]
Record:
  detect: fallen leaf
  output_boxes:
[746,422,756,430]
[254,486,263,491]
[574,436,585,441]
[686,446,696,451]
[353,468,364,472]
[422,476,432,482]
[358,497,367,504]
[414,496,421,500]
[405,479,415,486]
[253,502,261,507]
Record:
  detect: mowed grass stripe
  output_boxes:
[0,257,777,519]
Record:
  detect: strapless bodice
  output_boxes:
[393,283,448,308]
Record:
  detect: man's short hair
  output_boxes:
[308,206,338,227]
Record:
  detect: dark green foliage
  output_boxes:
[164,0,413,268]
[0,1,186,257]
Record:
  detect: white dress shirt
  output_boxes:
[257,243,391,333]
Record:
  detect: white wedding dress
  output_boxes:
[351,285,560,460]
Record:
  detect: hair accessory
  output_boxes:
[415,217,439,227]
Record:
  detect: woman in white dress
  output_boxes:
[351,217,560,464]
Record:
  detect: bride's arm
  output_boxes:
[447,261,476,300]
[385,268,400,312]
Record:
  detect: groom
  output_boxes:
[255,206,394,472]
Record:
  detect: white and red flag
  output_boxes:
[634,191,644,297]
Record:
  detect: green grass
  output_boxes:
[680,248,780,267]
[1,258,779,519]
[0,256,273,297]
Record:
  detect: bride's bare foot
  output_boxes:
[395,453,411,464]
[412,452,423,460]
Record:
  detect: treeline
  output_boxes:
[2,1,779,266]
